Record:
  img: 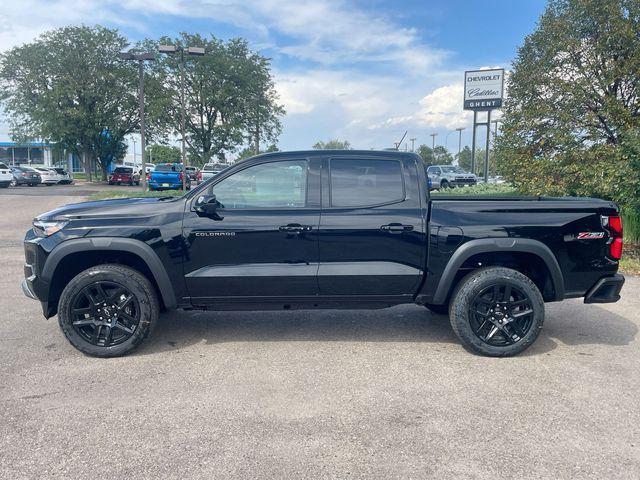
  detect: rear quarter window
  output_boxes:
[329,158,405,208]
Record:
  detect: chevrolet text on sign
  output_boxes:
[463,68,504,110]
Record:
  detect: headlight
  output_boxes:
[33,219,68,237]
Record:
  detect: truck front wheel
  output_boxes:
[449,267,544,357]
[57,264,159,357]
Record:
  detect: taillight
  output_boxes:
[603,215,623,260]
[179,172,184,182]
[146,173,151,181]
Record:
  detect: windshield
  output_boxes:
[441,166,466,174]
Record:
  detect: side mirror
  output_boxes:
[194,194,223,219]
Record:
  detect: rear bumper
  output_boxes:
[584,274,625,303]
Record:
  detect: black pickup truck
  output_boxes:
[22,150,625,357]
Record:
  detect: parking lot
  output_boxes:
[1,188,639,479]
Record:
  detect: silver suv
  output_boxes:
[427,165,477,189]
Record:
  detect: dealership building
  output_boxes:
[0,141,82,171]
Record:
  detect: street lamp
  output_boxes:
[118,51,156,192]
[158,44,205,190]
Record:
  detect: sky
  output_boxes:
[0,0,548,154]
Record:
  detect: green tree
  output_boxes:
[433,146,454,165]
[457,146,472,171]
[236,143,279,161]
[0,26,147,180]
[151,33,284,166]
[494,0,640,207]
[313,139,351,150]
[146,144,181,164]
[416,144,434,165]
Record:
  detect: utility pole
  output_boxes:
[118,51,156,191]
[409,137,416,152]
[430,133,437,149]
[158,44,205,190]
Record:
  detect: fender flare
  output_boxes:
[432,238,565,304]
[41,237,177,309]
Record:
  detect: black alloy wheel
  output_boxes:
[469,283,534,346]
[70,281,140,348]
[449,267,544,356]
[58,264,159,357]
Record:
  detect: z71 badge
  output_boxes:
[577,232,605,239]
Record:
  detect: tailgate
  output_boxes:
[151,171,180,183]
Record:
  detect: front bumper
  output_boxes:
[584,274,625,303]
[21,278,37,299]
[450,180,477,186]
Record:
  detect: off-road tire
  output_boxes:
[449,267,544,357]
[58,264,159,357]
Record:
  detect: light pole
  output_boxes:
[430,133,437,150]
[158,44,205,190]
[409,137,416,152]
[119,51,156,191]
[132,137,137,166]
[455,127,465,165]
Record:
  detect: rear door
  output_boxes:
[317,155,426,296]
[182,157,321,302]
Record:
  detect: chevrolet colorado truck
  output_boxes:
[22,150,625,357]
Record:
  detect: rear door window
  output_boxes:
[329,158,404,208]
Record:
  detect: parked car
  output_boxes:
[427,165,477,189]
[184,165,199,183]
[109,167,140,186]
[148,163,190,191]
[0,163,12,188]
[34,167,62,186]
[10,166,41,186]
[200,162,228,182]
[22,150,625,358]
[53,167,73,185]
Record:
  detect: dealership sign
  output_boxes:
[463,68,504,110]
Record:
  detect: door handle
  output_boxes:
[380,223,414,233]
[279,224,313,233]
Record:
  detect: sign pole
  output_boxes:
[471,110,477,175]
[483,109,491,182]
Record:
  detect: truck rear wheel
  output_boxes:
[57,264,159,357]
[449,267,544,357]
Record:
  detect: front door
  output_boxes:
[182,158,320,304]
[317,156,426,296]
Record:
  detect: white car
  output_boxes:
[52,167,73,184]
[0,163,12,188]
[34,167,62,185]
[201,163,228,182]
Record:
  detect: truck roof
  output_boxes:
[250,149,422,161]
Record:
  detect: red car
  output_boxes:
[109,167,140,186]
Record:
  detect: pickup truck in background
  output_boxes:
[200,162,229,182]
[148,163,191,191]
[22,150,624,358]
[427,164,477,189]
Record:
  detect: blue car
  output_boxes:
[148,163,191,191]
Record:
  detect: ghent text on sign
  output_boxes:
[463,68,504,110]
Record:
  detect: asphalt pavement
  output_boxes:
[1,188,639,479]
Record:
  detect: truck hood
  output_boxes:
[36,196,183,221]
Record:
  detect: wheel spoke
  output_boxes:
[114,321,134,334]
[72,318,95,326]
[117,294,134,310]
[93,325,102,344]
[485,325,499,341]
[72,307,92,316]
[103,326,112,345]
[512,308,534,319]
[502,284,512,302]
